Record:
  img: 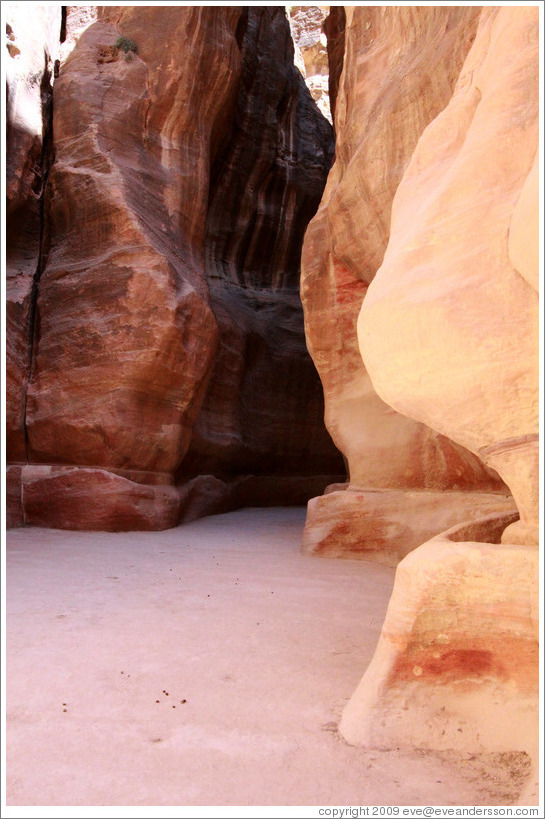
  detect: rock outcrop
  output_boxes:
[179,7,342,519]
[5,4,62,527]
[6,5,343,530]
[358,4,539,548]
[340,512,539,761]
[317,4,539,796]
[300,6,511,564]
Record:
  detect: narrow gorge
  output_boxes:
[4,3,540,809]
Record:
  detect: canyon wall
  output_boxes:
[5,5,343,530]
[5,2,540,798]
[358,4,539,549]
[300,6,515,565]
[179,7,343,517]
[301,4,539,794]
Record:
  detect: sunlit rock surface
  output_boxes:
[337,6,539,795]
[300,6,508,561]
[358,5,539,546]
[287,5,331,122]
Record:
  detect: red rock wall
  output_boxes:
[6,5,343,530]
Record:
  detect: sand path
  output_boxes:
[5,507,530,810]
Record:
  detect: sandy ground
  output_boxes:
[5,507,536,811]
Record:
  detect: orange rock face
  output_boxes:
[300,6,508,560]
[334,5,539,786]
[358,6,539,545]
[20,7,235,529]
[302,487,516,567]
[340,513,539,766]
[6,6,343,530]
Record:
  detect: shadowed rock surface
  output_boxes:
[6,5,343,530]
[5,5,62,465]
[181,7,342,515]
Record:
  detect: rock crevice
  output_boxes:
[6,4,63,477]
[22,45,57,464]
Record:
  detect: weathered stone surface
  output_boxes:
[176,473,338,525]
[5,4,61,218]
[301,5,504,559]
[7,5,342,530]
[303,489,516,566]
[20,7,234,529]
[339,5,539,785]
[5,4,62,463]
[6,466,23,529]
[182,289,344,494]
[358,6,539,546]
[205,8,334,293]
[322,6,345,123]
[323,6,482,285]
[180,6,344,506]
[59,6,97,60]
[340,513,539,772]
[21,465,181,531]
[508,150,539,293]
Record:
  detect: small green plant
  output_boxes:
[114,35,137,61]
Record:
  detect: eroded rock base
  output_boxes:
[7,465,339,532]
[339,513,539,802]
[302,489,517,566]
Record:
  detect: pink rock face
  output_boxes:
[340,513,539,768]
[300,5,506,559]
[358,6,539,545]
[7,6,342,530]
[21,466,181,532]
[340,6,539,783]
[302,487,516,566]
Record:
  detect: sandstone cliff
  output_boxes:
[5,2,540,800]
[358,4,539,548]
[300,6,513,565]
[6,5,343,530]
[179,7,342,518]
[305,5,539,792]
